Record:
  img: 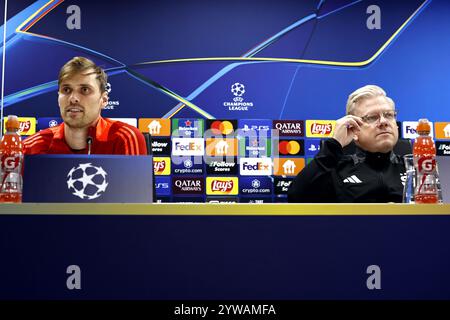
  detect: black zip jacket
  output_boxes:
[288,138,406,203]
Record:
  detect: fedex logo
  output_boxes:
[175,142,201,150]
[239,158,272,176]
[242,162,269,170]
[306,120,335,137]
[403,121,434,139]
[206,177,239,195]
[172,138,204,156]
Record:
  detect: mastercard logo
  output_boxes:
[278,141,301,155]
[209,120,234,135]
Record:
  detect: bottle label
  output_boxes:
[417,156,436,173]
[1,155,22,171]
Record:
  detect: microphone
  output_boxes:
[86,136,93,155]
[144,133,152,156]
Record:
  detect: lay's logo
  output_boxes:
[306,120,335,137]
[212,180,233,192]
[153,157,171,175]
[206,177,239,195]
[3,117,36,135]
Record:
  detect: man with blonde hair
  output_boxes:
[288,85,406,203]
[24,56,147,155]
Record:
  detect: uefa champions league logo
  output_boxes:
[67,163,108,200]
[231,82,245,98]
[223,82,253,111]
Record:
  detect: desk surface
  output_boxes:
[0,203,449,215]
[1,202,450,300]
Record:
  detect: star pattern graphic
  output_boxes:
[66,163,108,200]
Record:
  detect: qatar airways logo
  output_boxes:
[306,120,335,137]
[175,180,202,188]
[273,120,304,136]
[172,177,204,194]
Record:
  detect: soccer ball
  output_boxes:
[231,83,245,97]
[67,163,108,200]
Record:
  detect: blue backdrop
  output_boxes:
[2,0,449,121]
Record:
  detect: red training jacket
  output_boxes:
[23,117,147,155]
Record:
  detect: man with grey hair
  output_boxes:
[288,85,405,203]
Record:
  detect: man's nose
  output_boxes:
[378,114,389,126]
[69,91,80,104]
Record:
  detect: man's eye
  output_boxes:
[366,115,378,122]
[61,87,71,94]
[81,87,90,94]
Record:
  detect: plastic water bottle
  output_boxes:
[402,154,415,203]
[0,115,24,203]
[413,119,438,204]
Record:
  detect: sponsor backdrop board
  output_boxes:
[4,0,450,202]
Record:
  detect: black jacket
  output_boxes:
[288,138,406,203]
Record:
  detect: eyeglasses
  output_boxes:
[360,110,397,124]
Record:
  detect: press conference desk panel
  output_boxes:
[1,203,450,299]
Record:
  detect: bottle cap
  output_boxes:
[5,115,20,131]
[416,118,431,135]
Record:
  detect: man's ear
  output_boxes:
[100,92,108,109]
[353,134,359,141]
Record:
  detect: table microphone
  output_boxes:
[86,136,93,155]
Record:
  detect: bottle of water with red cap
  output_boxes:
[413,119,438,204]
[0,115,24,203]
